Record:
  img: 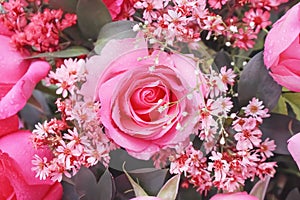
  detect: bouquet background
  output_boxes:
[0,0,299,199]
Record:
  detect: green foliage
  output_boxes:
[76,0,112,40]
[238,52,282,110]
[260,113,300,155]
[94,21,138,54]
[27,46,89,58]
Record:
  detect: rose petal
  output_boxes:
[270,71,300,92]
[0,151,62,200]
[210,192,259,200]
[0,35,30,84]
[287,132,300,170]
[0,130,54,185]
[81,36,147,100]
[264,3,300,68]
[0,61,50,119]
[0,114,19,137]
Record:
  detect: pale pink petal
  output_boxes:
[81,35,147,99]
[288,133,300,170]
[0,61,50,119]
[264,2,300,68]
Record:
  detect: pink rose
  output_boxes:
[130,197,163,200]
[82,36,207,159]
[0,130,62,200]
[210,192,258,200]
[103,0,135,20]
[263,2,300,92]
[287,132,300,170]
[0,27,50,122]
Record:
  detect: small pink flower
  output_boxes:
[264,2,300,92]
[210,192,258,200]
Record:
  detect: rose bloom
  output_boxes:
[210,192,258,200]
[288,132,300,170]
[0,130,62,199]
[82,36,207,159]
[103,0,135,20]
[0,23,50,136]
[263,2,300,92]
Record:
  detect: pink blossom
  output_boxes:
[210,192,258,200]
[0,130,62,199]
[287,133,300,170]
[263,2,300,92]
[81,35,207,160]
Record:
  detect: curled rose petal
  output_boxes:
[287,133,300,170]
[0,60,50,119]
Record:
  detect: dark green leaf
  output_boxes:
[260,113,300,155]
[74,167,100,200]
[286,188,300,200]
[115,174,135,199]
[62,181,80,200]
[109,149,154,171]
[238,52,282,110]
[76,0,112,40]
[128,168,168,196]
[212,50,232,72]
[27,46,89,58]
[48,0,78,13]
[94,21,138,54]
[97,169,116,200]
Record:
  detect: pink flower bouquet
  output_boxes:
[0,0,299,200]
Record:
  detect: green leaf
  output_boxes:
[48,0,78,12]
[74,167,115,200]
[94,20,138,54]
[238,52,282,110]
[260,113,300,155]
[123,165,149,197]
[157,174,181,200]
[109,149,154,171]
[128,168,168,196]
[97,169,115,200]
[272,95,288,116]
[76,0,112,40]
[26,46,89,58]
[282,93,300,121]
[250,176,271,200]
